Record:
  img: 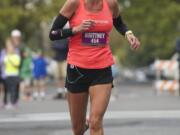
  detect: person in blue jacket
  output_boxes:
[32,50,47,100]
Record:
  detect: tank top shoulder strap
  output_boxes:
[78,0,88,13]
[79,0,84,5]
[74,0,84,15]
[102,0,112,13]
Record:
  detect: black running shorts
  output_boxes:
[65,64,113,93]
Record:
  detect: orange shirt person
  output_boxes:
[49,0,140,135]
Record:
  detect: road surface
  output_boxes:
[0,83,180,135]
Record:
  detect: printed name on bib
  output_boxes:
[82,32,107,46]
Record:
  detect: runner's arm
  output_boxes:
[107,0,140,50]
[107,0,130,36]
[49,0,79,41]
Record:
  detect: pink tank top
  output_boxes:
[68,0,114,69]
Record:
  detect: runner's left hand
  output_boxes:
[126,34,140,50]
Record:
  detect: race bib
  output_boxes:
[82,32,107,46]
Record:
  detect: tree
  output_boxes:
[112,0,180,66]
[0,0,65,49]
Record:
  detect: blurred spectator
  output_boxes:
[11,29,25,51]
[1,39,21,109]
[20,48,33,102]
[51,22,69,99]
[10,29,26,104]
[32,50,47,100]
[112,64,120,79]
[0,44,6,107]
[52,39,68,99]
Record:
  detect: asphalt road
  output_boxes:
[0,83,180,135]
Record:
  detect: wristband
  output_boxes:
[125,30,133,38]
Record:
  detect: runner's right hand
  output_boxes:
[72,20,95,34]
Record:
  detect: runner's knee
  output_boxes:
[89,114,103,131]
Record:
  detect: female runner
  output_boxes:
[49,0,140,135]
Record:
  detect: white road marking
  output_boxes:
[0,110,180,123]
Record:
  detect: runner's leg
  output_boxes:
[89,84,112,135]
[67,92,89,135]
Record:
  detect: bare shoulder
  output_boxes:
[60,0,80,18]
[106,0,120,18]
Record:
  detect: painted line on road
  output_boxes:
[0,110,180,123]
